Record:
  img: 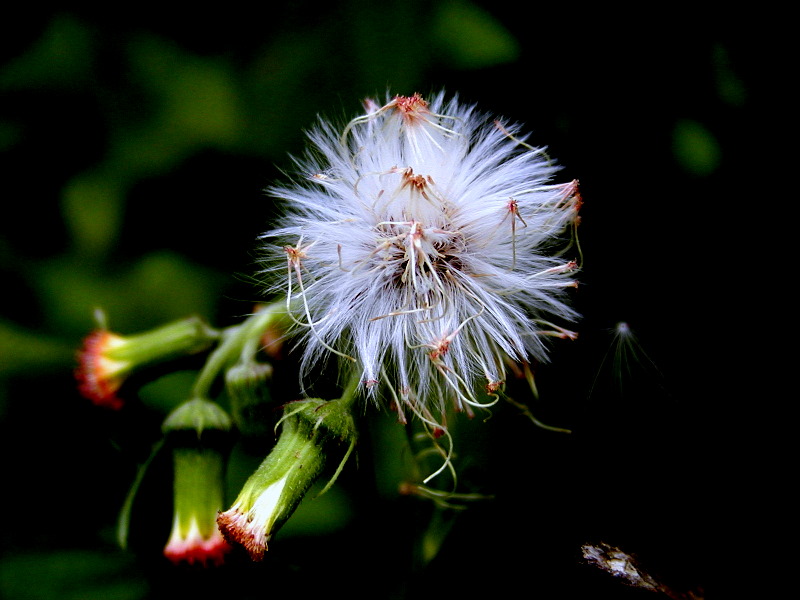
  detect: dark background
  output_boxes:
[1,2,757,597]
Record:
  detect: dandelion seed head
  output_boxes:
[260,92,581,418]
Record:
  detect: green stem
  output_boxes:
[191,304,283,399]
[337,369,362,411]
[108,316,219,366]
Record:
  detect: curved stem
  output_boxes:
[191,304,283,399]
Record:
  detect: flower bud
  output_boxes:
[224,359,273,439]
[217,396,357,561]
[76,316,218,409]
[162,398,233,566]
[163,447,231,566]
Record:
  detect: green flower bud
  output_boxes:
[76,316,218,409]
[163,447,231,566]
[217,396,357,561]
[224,360,273,439]
[162,398,233,566]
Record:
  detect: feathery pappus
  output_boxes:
[261,92,582,426]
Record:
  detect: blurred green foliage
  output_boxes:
[0,550,146,600]
[672,118,721,176]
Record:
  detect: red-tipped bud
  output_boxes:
[75,317,218,409]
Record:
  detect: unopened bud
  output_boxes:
[217,396,357,560]
[76,316,218,409]
[162,398,233,566]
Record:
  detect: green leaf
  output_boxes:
[126,36,244,149]
[433,0,520,69]
[0,549,147,600]
[0,15,94,89]
[31,251,225,335]
[61,170,125,259]
[672,119,721,176]
[0,319,73,376]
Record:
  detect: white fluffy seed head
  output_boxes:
[260,92,581,421]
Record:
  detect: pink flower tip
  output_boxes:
[75,330,128,409]
[163,519,232,567]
